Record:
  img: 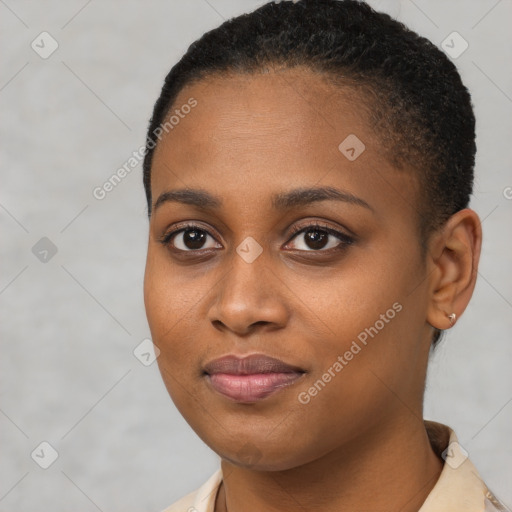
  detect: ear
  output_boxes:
[426,209,482,330]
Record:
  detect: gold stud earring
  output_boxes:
[448,313,457,326]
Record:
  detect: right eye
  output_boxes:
[159,224,222,252]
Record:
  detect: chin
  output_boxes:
[211,435,321,472]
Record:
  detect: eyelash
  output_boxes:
[158,221,354,254]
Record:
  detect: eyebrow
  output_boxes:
[153,186,373,213]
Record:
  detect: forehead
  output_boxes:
[151,68,418,217]
[156,67,369,165]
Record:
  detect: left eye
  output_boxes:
[286,226,353,251]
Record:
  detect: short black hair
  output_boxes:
[142,0,476,346]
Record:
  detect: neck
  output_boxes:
[215,416,443,512]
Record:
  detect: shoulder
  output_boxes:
[159,468,223,512]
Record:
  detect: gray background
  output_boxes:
[1,0,511,510]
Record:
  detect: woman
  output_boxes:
[142,1,506,510]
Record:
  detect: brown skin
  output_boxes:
[143,67,482,512]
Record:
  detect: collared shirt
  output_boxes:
[161,421,508,512]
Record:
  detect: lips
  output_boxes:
[203,353,305,375]
[203,354,306,402]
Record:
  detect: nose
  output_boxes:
[207,247,290,336]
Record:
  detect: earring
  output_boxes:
[448,313,457,326]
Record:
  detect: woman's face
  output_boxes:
[144,68,433,470]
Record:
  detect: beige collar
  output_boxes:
[419,420,496,511]
[169,421,505,512]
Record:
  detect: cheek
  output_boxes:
[301,258,405,346]
[144,247,197,334]
[144,251,190,368]
[143,250,167,336]
[144,267,200,419]
[296,245,423,393]
[143,248,216,387]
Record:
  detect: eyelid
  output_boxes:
[158,222,221,247]
[286,220,352,240]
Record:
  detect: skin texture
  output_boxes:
[143,67,482,512]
